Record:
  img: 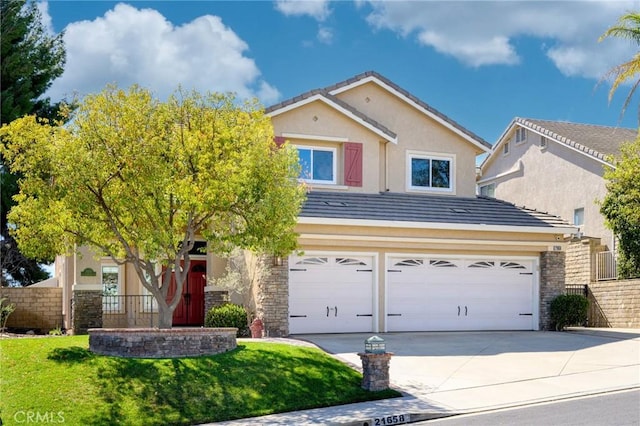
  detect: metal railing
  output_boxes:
[565,284,588,297]
[102,295,157,327]
[594,251,617,281]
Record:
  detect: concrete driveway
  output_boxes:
[299,329,640,412]
[216,329,640,425]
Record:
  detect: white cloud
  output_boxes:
[317,26,334,44]
[36,0,54,35]
[363,1,637,78]
[274,0,331,21]
[46,3,279,104]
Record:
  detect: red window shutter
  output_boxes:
[274,136,286,147]
[344,142,363,187]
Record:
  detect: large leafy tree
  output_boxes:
[599,12,640,121]
[1,0,67,286]
[600,136,640,278]
[0,85,305,328]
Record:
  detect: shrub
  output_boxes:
[205,303,249,337]
[0,297,16,331]
[550,294,589,331]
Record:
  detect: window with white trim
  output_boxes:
[515,128,527,143]
[296,146,336,184]
[479,183,495,198]
[407,151,453,192]
[101,264,122,312]
[574,208,585,226]
[540,137,548,149]
[503,142,510,155]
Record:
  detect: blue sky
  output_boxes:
[40,0,639,143]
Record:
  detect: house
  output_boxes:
[55,72,576,335]
[479,118,636,251]
[478,118,636,284]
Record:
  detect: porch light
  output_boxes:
[273,256,283,267]
[364,335,386,354]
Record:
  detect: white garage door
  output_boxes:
[387,257,536,331]
[289,255,374,334]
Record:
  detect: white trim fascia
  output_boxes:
[523,125,614,168]
[480,119,517,170]
[329,76,490,153]
[481,119,615,172]
[267,93,397,144]
[298,216,577,235]
[282,133,349,143]
[289,250,380,333]
[299,233,563,248]
[477,160,523,185]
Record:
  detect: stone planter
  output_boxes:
[88,327,237,358]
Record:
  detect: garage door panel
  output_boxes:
[387,257,535,332]
[289,255,374,334]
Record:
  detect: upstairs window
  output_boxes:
[296,146,336,184]
[515,128,527,143]
[479,183,496,198]
[540,137,548,149]
[407,152,453,192]
[503,142,510,155]
[574,207,585,226]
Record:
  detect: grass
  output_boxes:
[0,336,400,425]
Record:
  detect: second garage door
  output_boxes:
[289,255,374,334]
[387,257,536,331]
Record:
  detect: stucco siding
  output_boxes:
[482,131,613,248]
[270,101,384,193]
[335,82,480,197]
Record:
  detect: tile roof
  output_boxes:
[300,191,572,230]
[517,118,636,162]
[266,71,491,150]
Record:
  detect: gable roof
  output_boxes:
[266,71,491,152]
[484,117,637,169]
[299,191,575,234]
[326,71,491,152]
[266,89,398,143]
[519,118,636,161]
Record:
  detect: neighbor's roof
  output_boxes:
[266,71,491,151]
[518,118,636,161]
[299,191,573,232]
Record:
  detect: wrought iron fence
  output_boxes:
[565,284,588,297]
[594,251,617,281]
[102,294,157,327]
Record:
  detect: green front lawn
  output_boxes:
[0,336,399,425]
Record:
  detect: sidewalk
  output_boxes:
[213,329,640,425]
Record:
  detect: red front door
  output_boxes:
[167,261,206,326]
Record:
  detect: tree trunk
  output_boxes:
[157,306,174,329]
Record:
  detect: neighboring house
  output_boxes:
[478,118,636,252]
[55,72,576,335]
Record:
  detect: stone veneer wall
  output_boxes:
[204,290,229,318]
[539,251,566,330]
[254,255,289,337]
[89,328,237,358]
[72,290,103,335]
[0,287,63,332]
[565,237,607,286]
[588,279,640,328]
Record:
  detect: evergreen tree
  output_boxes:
[1,0,67,286]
